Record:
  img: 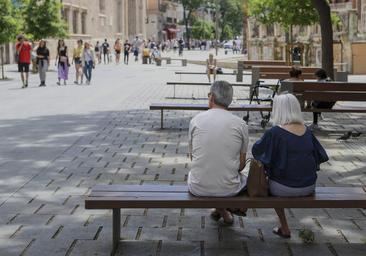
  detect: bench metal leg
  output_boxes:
[161,110,164,129]
[112,209,121,255]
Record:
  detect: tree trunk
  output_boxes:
[311,0,334,79]
[183,8,191,50]
[242,1,249,55]
[1,46,4,80]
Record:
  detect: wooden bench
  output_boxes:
[150,103,271,128]
[170,58,187,66]
[242,60,287,69]
[85,184,366,254]
[150,101,366,129]
[161,57,171,64]
[286,81,366,108]
[166,81,251,99]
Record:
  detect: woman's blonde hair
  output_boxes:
[271,93,304,125]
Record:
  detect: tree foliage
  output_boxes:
[23,0,68,40]
[0,0,20,45]
[218,0,244,40]
[191,19,215,39]
[248,0,319,29]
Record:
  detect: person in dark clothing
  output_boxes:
[56,39,70,85]
[36,40,50,87]
[124,40,131,64]
[310,68,334,130]
[101,39,110,64]
[252,93,328,238]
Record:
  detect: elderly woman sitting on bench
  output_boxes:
[252,94,329,238]
[188,81,249,224]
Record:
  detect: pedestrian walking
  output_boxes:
[15,35,32,88]
[133,47,139,62]
[123,40,131,64]
[56,39,69,86]
[178,38,184,56]
[72,39,83,84]
[81,42,95,85]
[95,41,101,64]
[114,38,122,64]
[101,39,110,64]
[36,39,50,87]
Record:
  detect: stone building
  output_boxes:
[146,0,183,41]
[62,0,147,41]
[2,0,148,64]
[247,0,366,74]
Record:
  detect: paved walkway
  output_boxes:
[0,57,365,255]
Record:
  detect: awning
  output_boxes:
[167,28,180,33]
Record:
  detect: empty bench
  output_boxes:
[170,58,187,66]
[85,184,366,254]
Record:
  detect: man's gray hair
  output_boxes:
[210,81,233,108]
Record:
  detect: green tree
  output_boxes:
[191,19,215,39]
[0,0,20,79]
[249,0,319,42]
[219,0,244,40]
[181,0,205,49]
[23,0,68,40]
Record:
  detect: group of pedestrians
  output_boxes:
[15,35,98,88]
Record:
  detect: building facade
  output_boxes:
[146,0,183,42]
[2,0,148,64]
[62,0,147,41]
[247,0,366,74]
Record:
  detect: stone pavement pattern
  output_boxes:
[0,52,365,255]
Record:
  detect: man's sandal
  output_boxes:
[272,227,291,239]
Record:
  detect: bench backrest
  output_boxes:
[284,81,366,106]
[241,60,286,69]
[253,66,320,74]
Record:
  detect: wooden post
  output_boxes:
[161,110,164,129]
[112,209,121,255]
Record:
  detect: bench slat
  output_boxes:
[149,103,366,113]
[149,103,271,111]
[92,185,365,194]
[292,82,366,92]
[166,82,250,87]
[85,195,366,209]
[93,184,188,193]
[302,91,366,102]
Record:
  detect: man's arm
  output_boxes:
[239,152,247,171]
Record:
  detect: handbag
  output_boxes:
[246,158,269,197]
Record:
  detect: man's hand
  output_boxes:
[239,152,247,172]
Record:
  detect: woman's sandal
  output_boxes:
[272,227,291,239]
[227,208,247,217]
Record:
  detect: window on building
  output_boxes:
[81,12,87,34]
[267,24,274,37]
[62,8,69,22]
[99,0,105,13]
[167,17,173,23]
[73,10,79,34]
[252,23,259,38]
[362,0,366,32]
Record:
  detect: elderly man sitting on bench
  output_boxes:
[188,81,249,224]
